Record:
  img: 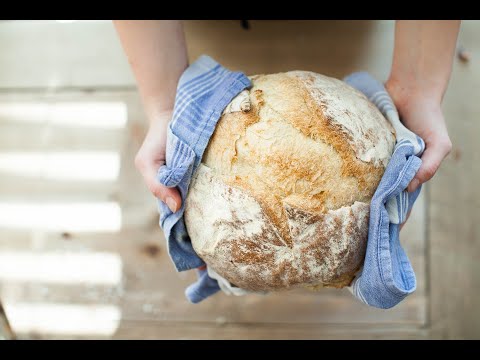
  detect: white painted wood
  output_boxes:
[0,20,135,89]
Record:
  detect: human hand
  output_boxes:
[385,81,453,193]
[134,110,182,213]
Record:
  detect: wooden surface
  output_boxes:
[0,20,477,339]
[0,91,427,340]
[0,20,135,89]
[428,21,480,340]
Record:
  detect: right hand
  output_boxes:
[385,80,453,194]
[135,110,182,213]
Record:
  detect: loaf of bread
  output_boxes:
[184,71,395,292]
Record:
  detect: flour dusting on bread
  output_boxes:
[184,71,395,291]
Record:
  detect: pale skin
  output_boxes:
[113,20,460,222]
[114,20,187,213]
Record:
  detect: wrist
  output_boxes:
[385,77,441,117]
[146,107,173,127]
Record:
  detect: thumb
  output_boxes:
[137,158,183,213]
[407,136,452,193]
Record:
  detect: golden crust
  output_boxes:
[184,71,395,291]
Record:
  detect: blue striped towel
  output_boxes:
[344,72,425,309]
[156,55,251,303]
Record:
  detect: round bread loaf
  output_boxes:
[184,71,396,292]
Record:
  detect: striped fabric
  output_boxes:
[344,72,425,309]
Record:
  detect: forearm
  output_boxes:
[113,20,188,123]
[385,20,460,192]
[386,20,460,108]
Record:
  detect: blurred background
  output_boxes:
[0,20,477,340]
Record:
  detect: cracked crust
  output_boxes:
[184,71,395,291]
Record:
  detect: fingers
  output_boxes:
[407,135,452,193]
[135,154,182,213]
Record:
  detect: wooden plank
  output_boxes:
[0,228,427,327]
[184,20,395,82]
[0,21,135,89]
[112,322,430,340]
[428,20,480,340]
[15,322,429,340]
[0,123,125,152]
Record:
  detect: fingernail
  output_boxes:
[165,197,178,213]
[408,178,419,193]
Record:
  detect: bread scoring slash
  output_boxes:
[184,71,395,292]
